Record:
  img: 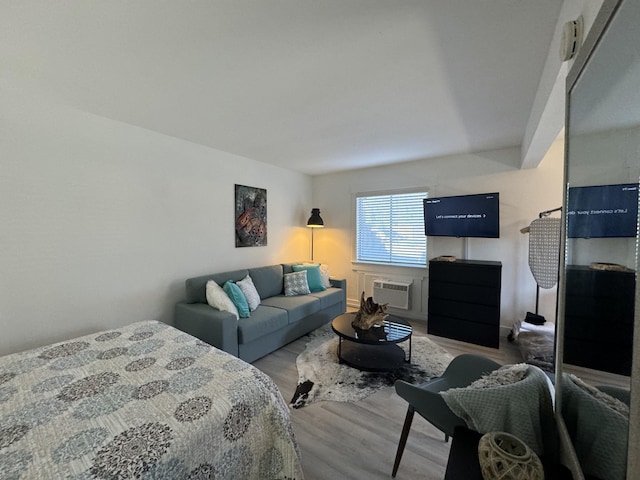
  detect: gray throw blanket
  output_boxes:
[440,364,553,455]
[561,374,628,480]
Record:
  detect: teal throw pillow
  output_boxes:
[292,264,326,292]
[223,281,250,318]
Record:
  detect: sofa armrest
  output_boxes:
[174,302,239,357]
[329,277,346,289]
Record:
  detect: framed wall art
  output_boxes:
[235,184,267,247]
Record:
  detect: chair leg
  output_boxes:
[392,406,415,478]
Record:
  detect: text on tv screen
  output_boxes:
[567,183,638,238]
[423,192,500,238]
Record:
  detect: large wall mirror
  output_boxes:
[557,0,639,478]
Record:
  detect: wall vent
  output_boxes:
[373,279,412,310]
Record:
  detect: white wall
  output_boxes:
[312,139,564,332]
[0,87,312,355]
[0,84,566,355]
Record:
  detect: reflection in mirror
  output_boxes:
[558,0,639,478]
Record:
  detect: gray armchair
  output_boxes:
[392,353,501,477]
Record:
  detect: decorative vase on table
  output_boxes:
[477,431,544,480]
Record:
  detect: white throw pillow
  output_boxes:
[284,271,310,296]
[319,264,331,289]
[236,274,261,311]
[206,280,239,319]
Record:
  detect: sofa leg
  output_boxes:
[392,406,415,478]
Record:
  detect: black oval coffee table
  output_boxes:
[331,312,412,372]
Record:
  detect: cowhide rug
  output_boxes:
[290,324,453,409]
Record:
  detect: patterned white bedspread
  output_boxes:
[0,321,304,480]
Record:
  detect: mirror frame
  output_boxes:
[556,0,639,477]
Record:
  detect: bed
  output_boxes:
[0,320,303,479]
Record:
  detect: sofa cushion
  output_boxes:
[185,269,249,304]
[206,280,239,319]
[237,306,288,344]
[248,265,284,299]
[281,262,310,274]
[236,274,261,311]
[308,287,344,309]
[284,271,311,296]
[261,295,321,324]
[282,263,297,274]
[223,281,250,318]
[292,264,325,292]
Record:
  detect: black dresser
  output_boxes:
[428,259,502,348]
[563,265,635,376]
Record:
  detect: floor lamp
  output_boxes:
[307,208,324,261]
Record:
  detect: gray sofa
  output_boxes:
[174,263,346,363]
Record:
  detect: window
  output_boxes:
[356,191,428,266]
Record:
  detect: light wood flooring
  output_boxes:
[252,319,523,480]
[254,320,629,479]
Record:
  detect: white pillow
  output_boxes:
[236,274,261,311]
[206,280,239,319]
[284,271,310,296]
[319,264,331,289]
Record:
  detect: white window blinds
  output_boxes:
[356,191,427,266]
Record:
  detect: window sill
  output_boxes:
[351,261,427,270]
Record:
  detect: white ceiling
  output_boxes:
[1,1,563,176]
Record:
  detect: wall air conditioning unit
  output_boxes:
[373,279,412,310]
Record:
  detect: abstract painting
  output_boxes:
[235,184,267,247]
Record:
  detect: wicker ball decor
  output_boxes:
[477,432,544,480]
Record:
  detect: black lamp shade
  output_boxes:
[307,208,324,227]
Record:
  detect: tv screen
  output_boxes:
[567,183,639,238]
[423,193,500,238]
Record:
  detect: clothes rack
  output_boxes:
[539,206,562,218]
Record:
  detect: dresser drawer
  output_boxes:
[428,315,499,348]
[429,297,500,325]
[429,262,501,287]
[429,281,500,307]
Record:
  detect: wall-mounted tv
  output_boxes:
[423,192,500,238]
[567,183,639,238]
